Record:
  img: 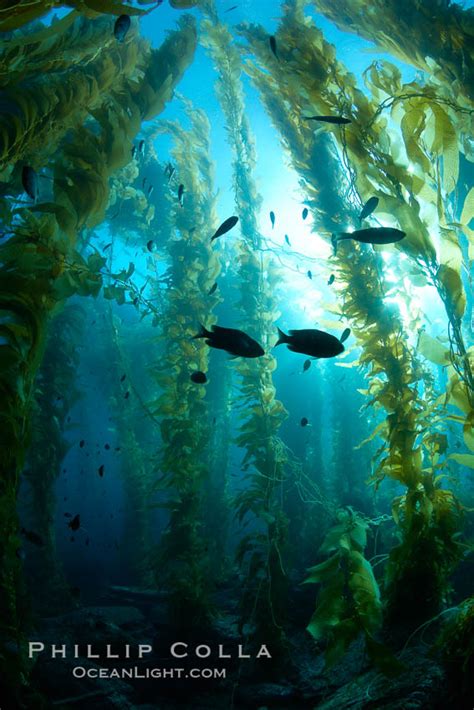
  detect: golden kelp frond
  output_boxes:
[0,16,146,168]
[136,15,197,121]
[0,0,150,32]
[312,0,474,107]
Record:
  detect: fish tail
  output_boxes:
[192,324,211,340]
[275,327,288,347]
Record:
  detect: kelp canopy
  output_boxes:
[0,0,473,707]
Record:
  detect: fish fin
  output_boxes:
[275,327,287,346]
[192,324,210,340]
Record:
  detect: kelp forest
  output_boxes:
[0,0,473,708]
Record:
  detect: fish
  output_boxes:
[302,208,308,220]
[120,374,126,382]
[193,324,264,358]
[307,270,312,280]
[300,417,309,427]
[138,139,145,155]
[208,282,218,295]
[114,15,131,42]
[167,164,175,182]
[190,371,207,384]
[328,274,335,285]
[284,234,291,246]
[131,145,137,159]
[142,177,147,189]
[147,240,155,252]
[270,211,275,229]
[124,391,130,399]
[79,439,85,448]
[275,327,345,358]
[331,227,406,254]
[21,166,38,201]
[98,465,104,477]
[103,243,112,251]
[303,115,351,124]
[211,215,239,241]
[20,528,44,547]
[105,444,110,450]
[68,515,80,532]
[225,4,238,11]
[303,359,311,372]
[178,183,185,206]
[340,327,351,343]
[269,35,278,58]
[359,196,379,222]
[147,185,154,197]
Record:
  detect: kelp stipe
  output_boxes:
[202,0,291,660]
[148,100,221,629]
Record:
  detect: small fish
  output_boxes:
[269,35,278,58]
[303,115,351,125]
[21,166,38,201]
[225,4,238,11]
[328,274,335,285]
[142,177,147,189]
[331,227,406,254]
[208,282,218,295]
[302,208,308,220]
[178,184,184,206]
[114,14,131,42]
[124,391,130,399]
[284,234,291,246]
[131,145,137,159]
[359,196,379,223]
[193,324,264,358]
[270,211,275,229]
[340,327,351,343]
[307,270,312,280]
[147,240,155,252]
[167,164,175,182]
[275,327,344,358]
[211,215,239,241]
[190,371,207,384]
[105,444,110,450]
[20,528,44,547]
[98,464,104,477]
[68,515,80,532]
[79,439,85,448]
[303,359,311,372]
[300,417,309,427]
[147,185,154,197]
[103,243,112,251]
[120,374,126,382]
[138,139,145,155]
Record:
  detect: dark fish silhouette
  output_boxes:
[307,270,312,280]
[332,227,406,254]
[193,324,264,358]
[208,282,218,295]
[269,35,278,58]
[114,15,131,42]
[190,371,207,384]
[120,374,126,382]
[285,234,291,246]
[211,215,239,241]
[68,515,80,532]
[303,359,311,372]
[20,528,44,547]
[340,327,351,343]
[300,417,309,427]
[359,196,379,223]
[178,184,185,206]
[302,208,308,220]
[98,465,104,478]
[79,439,85,448]
[328,274,335,285]
[303,115,351,125]
[21,166,38,201]
[138,139,145,155]
[275,327,344,358]
[270,211,275,229]
[147,240,155,252]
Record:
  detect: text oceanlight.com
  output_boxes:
[72,666,227,680]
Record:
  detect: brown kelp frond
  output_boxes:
[0,0,153,33]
